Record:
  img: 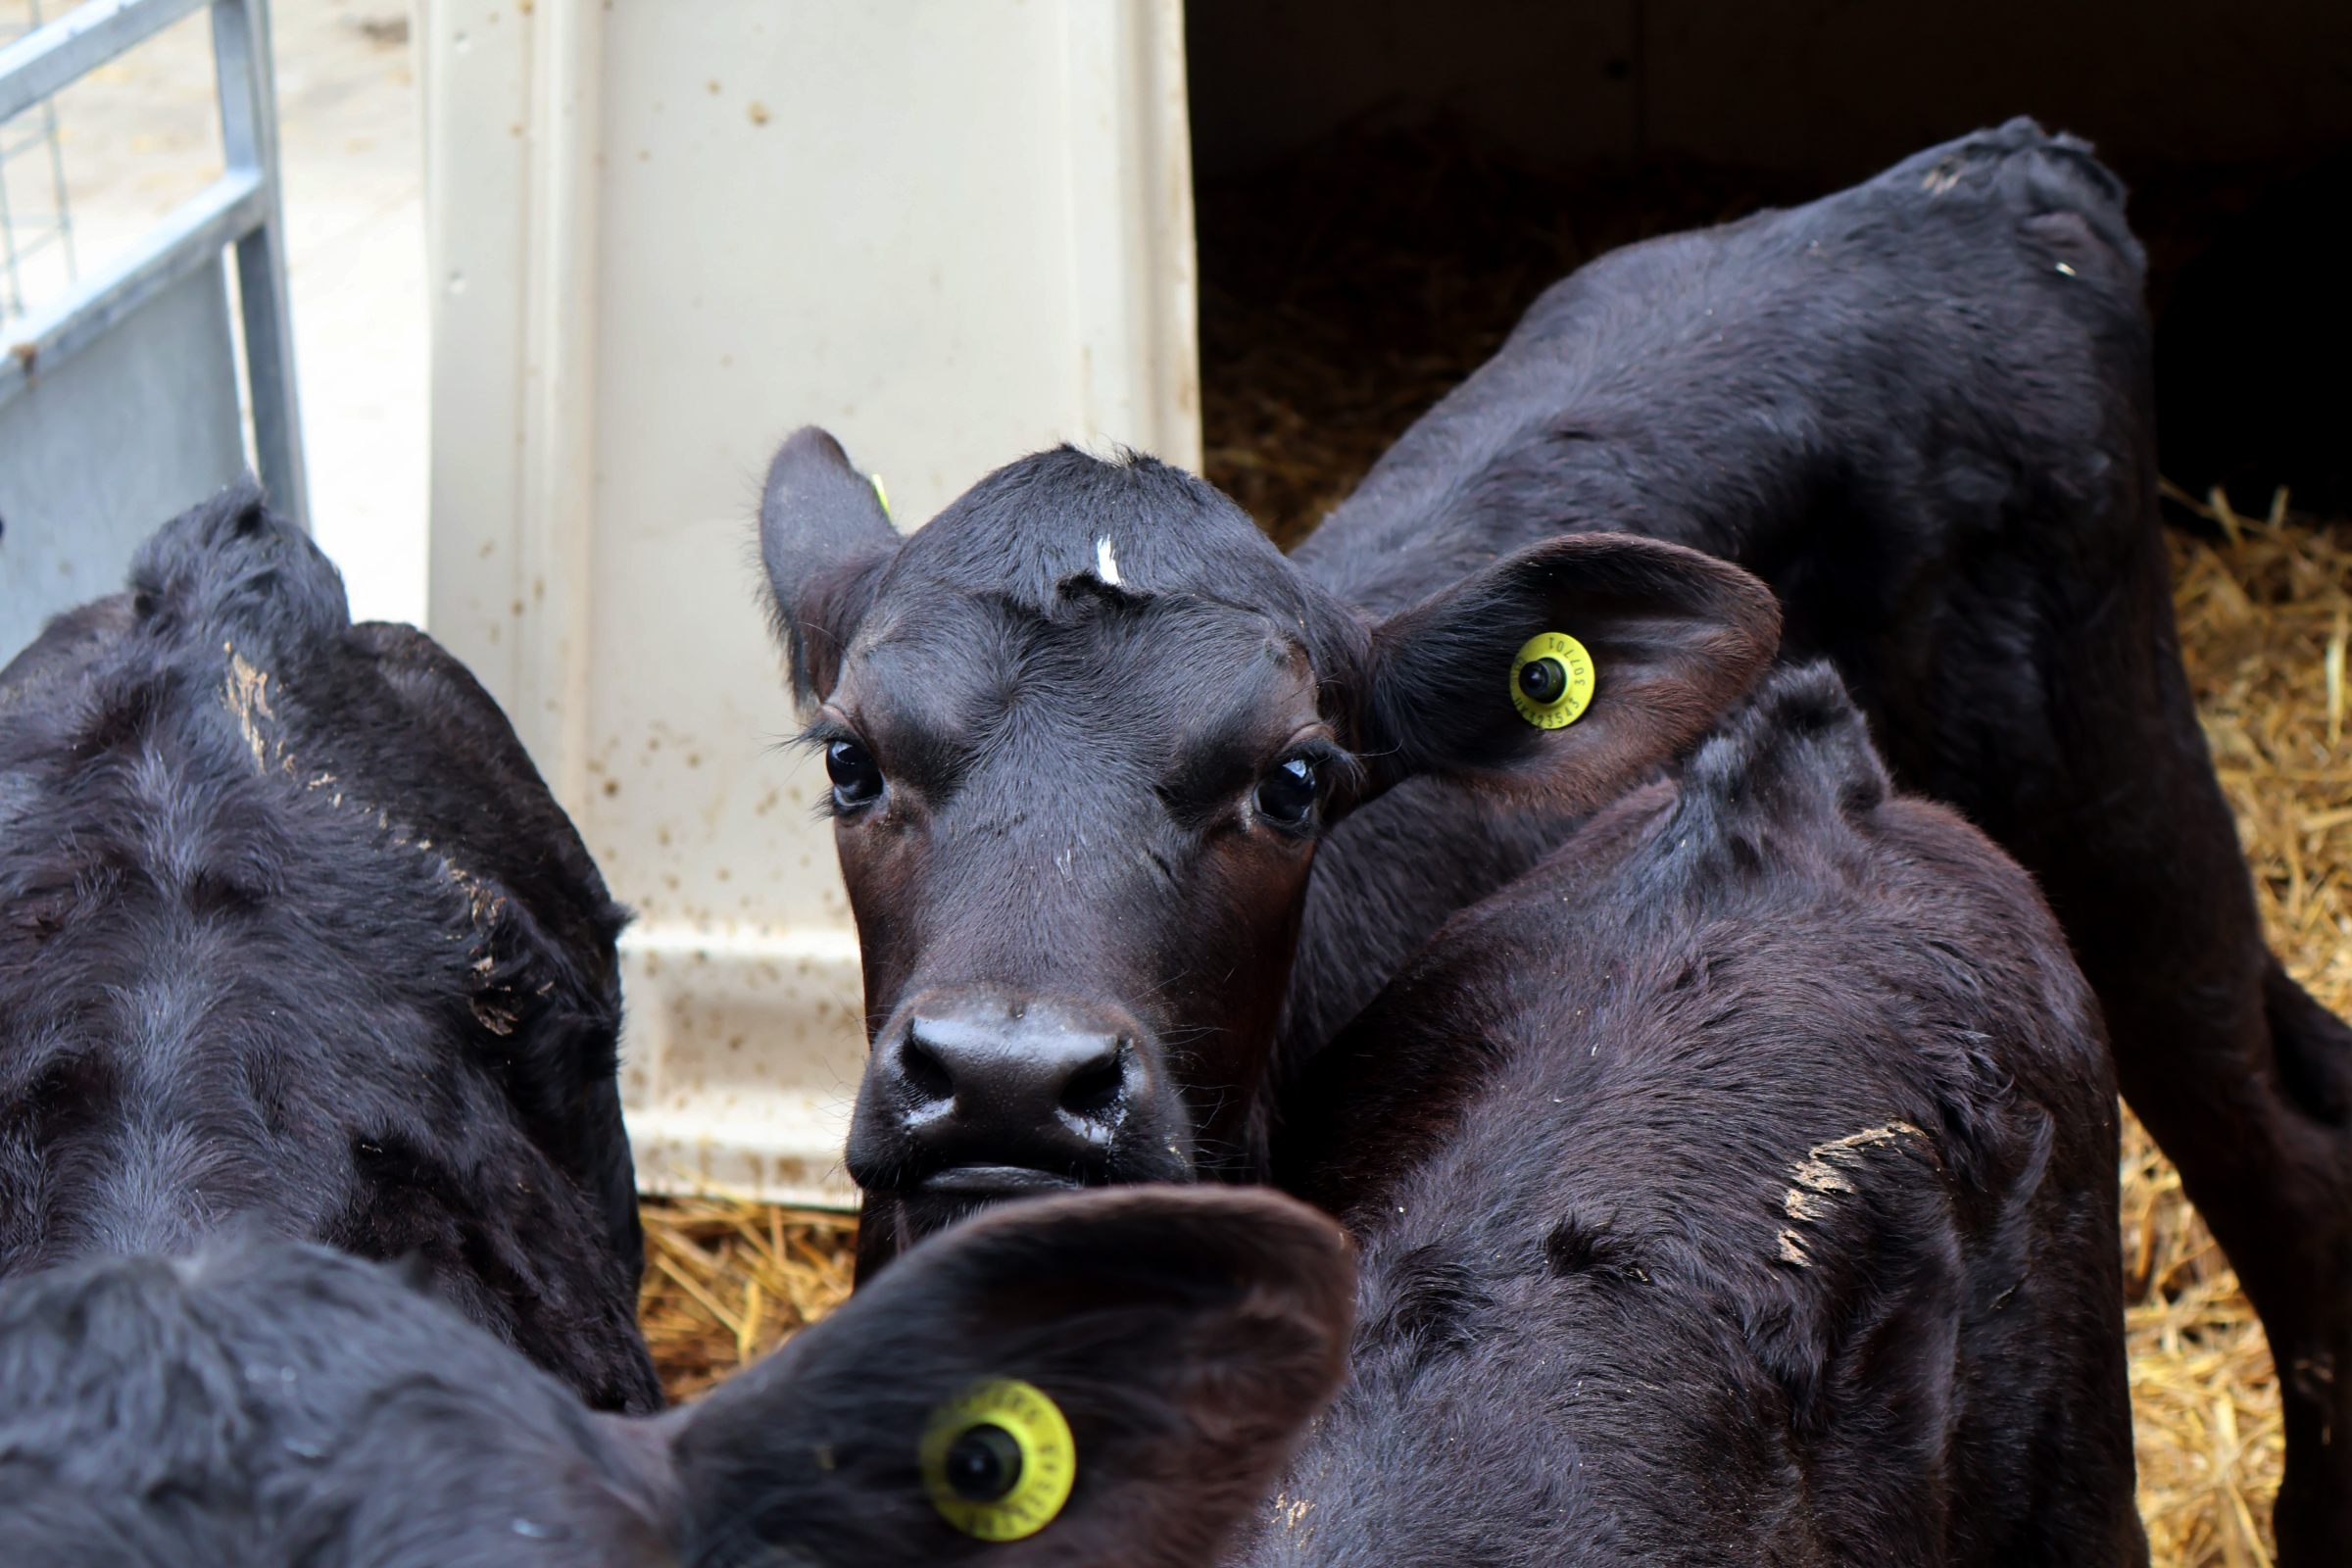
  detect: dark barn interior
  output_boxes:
[1185,0,2352,542]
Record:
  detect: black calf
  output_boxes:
[1260,667,2143,1567]
[0,1186,1352,1568]
[0,484,658,1411]
[1280,119,2352,1554]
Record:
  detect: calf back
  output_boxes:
[1262,665,2141,1567]
[1279,120,2164,1067]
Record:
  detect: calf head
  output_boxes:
[761,430,1779,1264]
[0,485,657,1411]
[0,1187,1353,1568]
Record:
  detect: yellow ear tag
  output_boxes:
[919,1378,1076,1542]
[870,473,892,521]
[1509,631,1596,729]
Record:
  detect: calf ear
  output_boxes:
[1360,532,1780,807]
[659,1187,1353,1568]
[760,425,902,706]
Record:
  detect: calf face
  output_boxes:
[761,433,1778,1257]
[0,484,659,1411]
[0,1186,1353,1568]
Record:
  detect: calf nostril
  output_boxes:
[1059,1049,1126,1118]
[902,1036,956,1103]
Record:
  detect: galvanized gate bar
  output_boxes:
[209,0,302,524]
[0,0,210,125]
[0,169,263,400]
[0,0,305,525]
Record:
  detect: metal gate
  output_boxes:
[0,0,303,659]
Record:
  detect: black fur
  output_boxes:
[759,438,1772,1276]
[1259,667,2142,1567]
[0,482,658,1412]
[0,1186,1353,1568]
[1273,121,2352,1551]
[1283,119,2152,1055]
[753,118,2337,1551]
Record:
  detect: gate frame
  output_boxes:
[0,0,305,524]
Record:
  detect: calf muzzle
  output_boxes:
[847,989,1191,1239]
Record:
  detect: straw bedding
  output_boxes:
[634,1196,855,1401]
[2132,488,2350,1568]
[639,136,2321,1564]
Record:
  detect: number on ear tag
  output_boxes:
[919,1378,1076,1542]
[1510,631,1595,728]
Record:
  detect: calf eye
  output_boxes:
[825,739,883,806]
[1254,757,1318,826]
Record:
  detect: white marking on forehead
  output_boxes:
[1095,536,1122,586]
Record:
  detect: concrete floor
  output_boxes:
[11,0,427,624]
